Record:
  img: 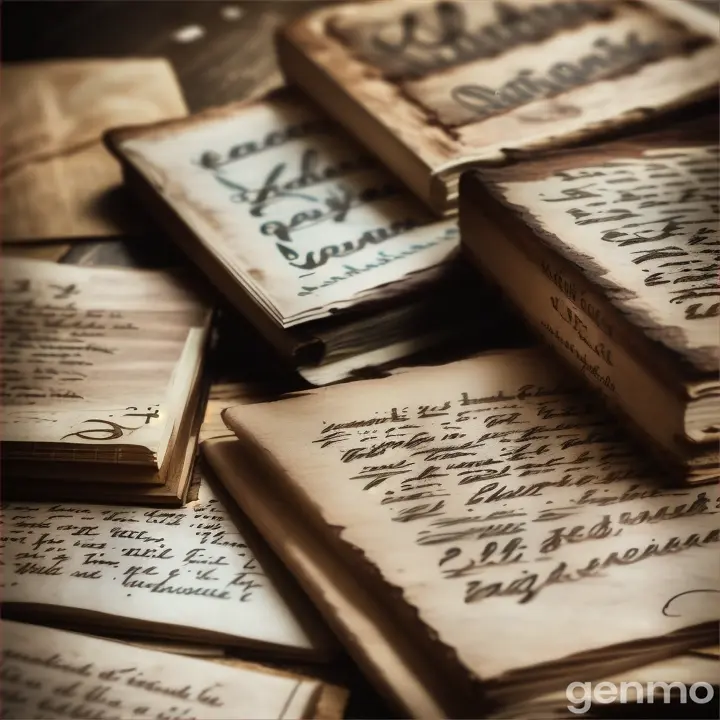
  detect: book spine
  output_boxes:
[459,174,690,465]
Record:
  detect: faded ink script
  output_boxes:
[329,0,711,127]
[450,32,662,122]
[122,101,457,324]
[196,116,453,294]
[0,260,201,446]
[400,1,710,129]
[233,351,720,676]
[1,483,315,651]
[502,146,719,363]
[330,0,615,78]
[0,621,314,720]
[310,375,718,607]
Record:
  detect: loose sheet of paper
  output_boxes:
[499,146,719,370]
[1,259,207,456]
[1,478,323,655]
[225,348,720,682]
[1,59,187,242]
[0,621,319,720]
[118,94,458,325]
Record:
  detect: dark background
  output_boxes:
[1,1,336,110]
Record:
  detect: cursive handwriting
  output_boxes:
[351,0,614,78]
[452,32,661,121]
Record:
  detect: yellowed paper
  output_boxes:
[1,259,208,468]
[499,146,719,374]
[112,92,458,327]
[0,621,320,720]
[1,59,187,242]
[1,476,329,656]
[281,0,720,211]
[224,348,719,686]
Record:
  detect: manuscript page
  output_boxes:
[112,91,458,326]
[1,259,208,463]
[1,59,187,242]
[0,621,319,720]
[224,348,720,683]
[1,475,328,657]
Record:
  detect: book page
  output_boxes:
[224,348,719,683]
[1,59,187,243]
[1,259,207,455]
[496,145,719,373]
[1,474,328,657]
[0,621,320,720]
[115,92,458,326]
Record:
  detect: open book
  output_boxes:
[1,258,211,505]
[278,0,720,214]
[104,89,484,385]
[210,347,719,717]
[0,621,324,720]
[460,118,719,483]
[1,461,333,660]
[1,59,187,243]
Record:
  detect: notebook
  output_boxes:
[210,347,719,717]
[1,58,187,243]
[278,0,720,214]
[1,463,332,659]
[460,117,719,483]
[1,258,211,505]
[0,620,324,720]
[103,89,494,385]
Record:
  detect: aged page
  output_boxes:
[1,59,187,242]
[282,0,719,208]
[113,91,458,326]
[1,259,207,463]
[496,145,720,375]
[1,475,329,658]
[0,621,320,720]
[224,348,719,685]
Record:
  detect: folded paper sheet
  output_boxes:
[1,59,187,242]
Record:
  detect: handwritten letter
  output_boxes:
[1,479,324,657]
[1,259,207,452]
[0,621,319,720]
[224,349,719,681]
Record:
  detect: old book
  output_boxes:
[460,119,719,484]
[1,466,332,659]
[0,620,324,720]
[104,89,491,385]
[1,58,187,243]
[1,258,211,505]
[278,0,720,215]
[210,347,719,717]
